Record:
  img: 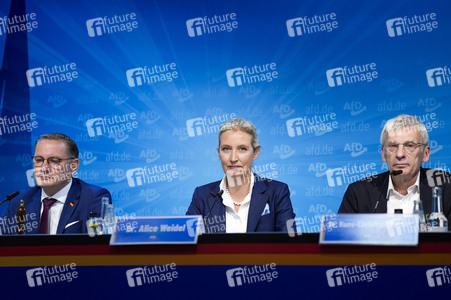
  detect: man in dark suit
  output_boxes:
[5,133,111,234]
[339,114,451,230]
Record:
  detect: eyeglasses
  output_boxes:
[32,156,76,168]
[384,141,427,154]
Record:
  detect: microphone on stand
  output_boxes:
[0,191,20,206]
[203,190,224,232]
[372,170,403,213]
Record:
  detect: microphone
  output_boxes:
[0,191,20,206]
[203,190,224,231]
[372,170,403,213]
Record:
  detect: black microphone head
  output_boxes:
[391,170,403,176]
[6,191,20,200]
[217,190,224,197]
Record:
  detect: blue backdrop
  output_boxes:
[1,0,450,231]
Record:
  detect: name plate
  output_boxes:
[110,215,203,245]
[320,214,419,246]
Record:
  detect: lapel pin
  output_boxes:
[70,202,74,206]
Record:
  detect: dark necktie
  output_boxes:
[39,197,57,234]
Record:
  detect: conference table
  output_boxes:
[0,233,450,299]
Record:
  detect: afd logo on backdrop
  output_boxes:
[426,267,451,287]
[386,13,438,37]
[126,64,179,87]
[286,12,338,37]
[0,13,38,35]
[86,13,138,37]
[26,63,78,87]
[186,113,237,137]
[186,13,238,37]
[226,63,278,87]
[426,67,451,87]
[326,63,378,87]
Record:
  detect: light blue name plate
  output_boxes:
[320,214,419,246]
[110,215,203,245]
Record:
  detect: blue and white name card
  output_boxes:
[320,214,419,246]
[110,215,204,245]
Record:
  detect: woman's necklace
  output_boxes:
[225,188,243,206]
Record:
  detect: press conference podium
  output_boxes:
[0,233,450,299]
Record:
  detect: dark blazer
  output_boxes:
[338,168,451,229]
[5,178,111,234]
[186,174,295,232]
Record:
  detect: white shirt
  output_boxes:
[386,174,420,214]
[40,180,73,234]
[220,173,255,233]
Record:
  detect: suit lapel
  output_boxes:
[420,169,433,216]
[56,180,81,234]
[246,177,268,232]
[377,172,389,213]
[206,186,226,233]
[28,189,42,234]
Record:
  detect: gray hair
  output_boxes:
[218,118,260,150]
[35,133,79,158]
[380,114,429,145]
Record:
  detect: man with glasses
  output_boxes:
[338,114,450,229]
[5,133,111,234]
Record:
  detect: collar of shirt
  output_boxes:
[220,173,254,208]
[386,172,420,214]
[386,172,420,199]
[41,179,73,204]
[219,173,255,233]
